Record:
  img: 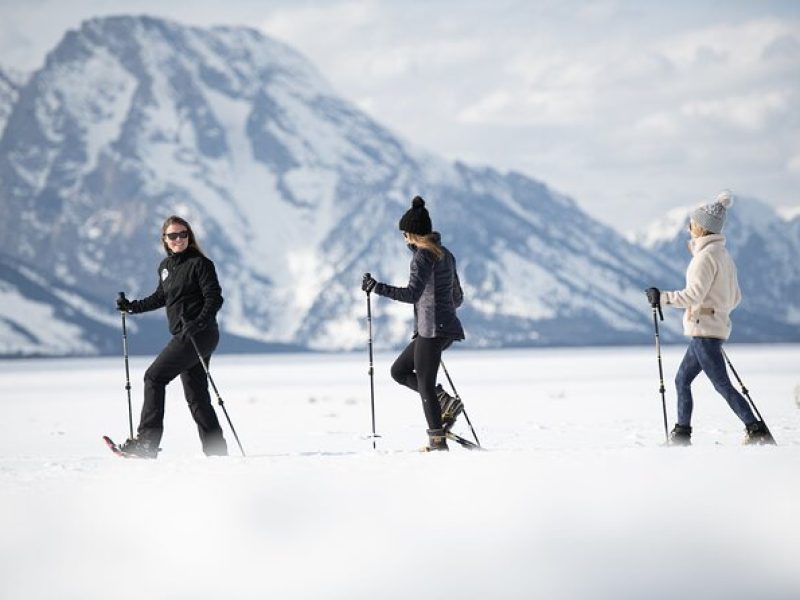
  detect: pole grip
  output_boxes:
[657,303,663,321]
[117,291,128,314]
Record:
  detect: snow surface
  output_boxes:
[1,345,799,599]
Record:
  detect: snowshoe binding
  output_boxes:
[420,428,449,452]
[436,384,463,431]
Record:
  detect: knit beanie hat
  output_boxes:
[398,196,432,235]
[691,190,734,234]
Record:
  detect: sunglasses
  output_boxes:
[164,230,189,240]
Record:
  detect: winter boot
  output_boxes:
[669,424,692,446]
[421,428,449,452]
[436,384,463,431]
[744,421,776,445]
[202,436,229,457]
[119,436,160,459]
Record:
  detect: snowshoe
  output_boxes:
[669,424,692,446]
[446,431,484,451]
[436,384,463,431]
[103,435,159,458]
[744,421,776,445]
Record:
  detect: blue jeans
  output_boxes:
[674,337,756,427]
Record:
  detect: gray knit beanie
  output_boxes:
[691,190,734,234]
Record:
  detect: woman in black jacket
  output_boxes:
[362,197,465,451]
[115,215,227,458]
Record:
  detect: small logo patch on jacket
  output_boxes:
[161,268,169,281]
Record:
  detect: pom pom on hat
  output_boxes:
[716,189,734,208]
[398,195,432,235]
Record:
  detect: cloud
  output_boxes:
[681,91,790,130]
[659,18,792,69]
[457,90,513,124]
[762,33,800,61]
[336,39,483,80]
[261,1,376,46]
[633,112,680,137]
[2,0,798,231]
[456,87,594,126]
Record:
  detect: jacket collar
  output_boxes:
[168,247,199,263]
[690,233,725,256]
[407,231,443,253]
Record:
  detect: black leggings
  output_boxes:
[390,336,453,430]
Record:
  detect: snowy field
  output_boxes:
[1,344,799,600]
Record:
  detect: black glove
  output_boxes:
[116,296,132,313]
[180,319,205,341]
[361,273,377,294]
[645,287,661,308]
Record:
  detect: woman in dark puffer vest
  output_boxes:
[362,196,465,451]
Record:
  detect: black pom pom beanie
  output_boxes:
[398,196,432,235]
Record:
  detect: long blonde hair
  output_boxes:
[406,232,444,260]
[689,220,712,238]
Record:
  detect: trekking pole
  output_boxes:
[183,321,246,457]
[722,349,776,444]
[365,274,378,449]
[440,360,481,447]
[117,292,134,440]
[649,301,670,445]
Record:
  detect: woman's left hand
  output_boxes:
[180,319,206,340]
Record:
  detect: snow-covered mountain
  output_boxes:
[0,15,793,356]
[637,196,800,342]
[0,66,25,135]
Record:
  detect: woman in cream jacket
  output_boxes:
[646,191,773,445]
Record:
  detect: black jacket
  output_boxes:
[131,248,223,335]
[374,233,465,340]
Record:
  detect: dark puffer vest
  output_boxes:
[374,233,465,340]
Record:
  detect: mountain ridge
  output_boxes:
[0,15,796,357]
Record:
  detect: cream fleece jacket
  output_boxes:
[662,234,741,340]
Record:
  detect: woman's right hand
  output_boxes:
[361,273,377,293]
[116,295,133,312]
[645,287,661,308]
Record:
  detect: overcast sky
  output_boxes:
[1,0,798,231]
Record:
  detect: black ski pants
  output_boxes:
[138,325,227,455]
[390,335,453,430]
